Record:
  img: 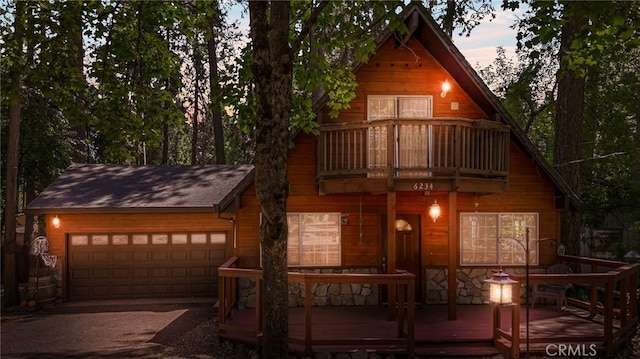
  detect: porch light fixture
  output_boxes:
[485,270,517,305]
[441,79,451,98]
[428,200,441,223]
[52,215,60,229]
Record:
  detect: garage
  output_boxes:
[26,164,254,302]
[68,232,227,299]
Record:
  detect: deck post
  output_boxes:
[304,276,313,356]
[630,269,638,319]
[407,276,415,359]
[256,274,262,346]
[620,275,629,327]
[218,273,225,325]
[604,279,614,357]
[447,191,458,320]
[387,191,397,319]
[492,305,500,341]
[590,264,598,315]
[511,284,521,359]
[397,281,405,338]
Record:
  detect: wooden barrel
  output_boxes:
[27,275,56,306]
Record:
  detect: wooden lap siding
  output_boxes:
[234,35,561,276]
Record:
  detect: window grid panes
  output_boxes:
[287,213,341,267]
[68,232,225,246]
[460,213,539,265]
[367,96,433,178]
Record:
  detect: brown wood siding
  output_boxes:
[235,37,561,273]
[236,134,387,269]
[236,134,561,270]
[320,38,488,124]
[45,212,232,300]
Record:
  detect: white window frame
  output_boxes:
[460,212,539,266]
[287,212,342,267]
[367,95,433,121]
[367,95,434,177]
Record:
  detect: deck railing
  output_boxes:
[495,255,638,358]
[218,257,416,358]
[318,118,510,181]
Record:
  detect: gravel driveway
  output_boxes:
[0,298,251,359]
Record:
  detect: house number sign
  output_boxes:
[413,182,434,190]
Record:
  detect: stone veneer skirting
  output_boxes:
[238,268,379,308]
[425,267,530,305]
[239,267,535,308]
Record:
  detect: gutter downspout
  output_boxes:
[215,204,237,256]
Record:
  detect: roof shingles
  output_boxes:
[27,164,254,213]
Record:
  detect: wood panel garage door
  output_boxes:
[68,232,226,300]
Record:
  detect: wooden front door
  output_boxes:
[396,215,421,298]
[383,214,422,302]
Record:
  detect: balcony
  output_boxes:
[317,118,510,194]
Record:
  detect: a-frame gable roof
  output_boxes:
[314,3,582,211]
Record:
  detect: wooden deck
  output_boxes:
[221,303,613,357]
[218,256,638,358]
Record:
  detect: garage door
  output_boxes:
[68,232,227,300]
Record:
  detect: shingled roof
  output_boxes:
[26,164,254,214]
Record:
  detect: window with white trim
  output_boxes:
[367,95,433,121]
[287,213,341,267]
[367,96,434,177]
[460,213,539,265]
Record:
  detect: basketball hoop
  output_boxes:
[41,254,57,268]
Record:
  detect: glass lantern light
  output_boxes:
[485,270,518,305]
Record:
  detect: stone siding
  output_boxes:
[425,267,532,305]
[239,268,379,308]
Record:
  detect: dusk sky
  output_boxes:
[227,3,524,71]
[453,5,524,69]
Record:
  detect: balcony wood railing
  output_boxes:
[496,255,638,359]
[218,257,416,358]
[317,118,510,192]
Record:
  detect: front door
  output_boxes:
[383,214,422,302]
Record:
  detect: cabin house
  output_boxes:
[231,4,581,317]
[23,5,637,357]
[26,164,253,302]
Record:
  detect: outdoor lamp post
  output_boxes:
[496,228,559,359]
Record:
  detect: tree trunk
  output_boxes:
[442,0,456,38]
[249,1,292,358]
[207,1,225,164]
[69,0,89,163]
[3,1,26,308]
[554,4,586,255]
[191,42,201,165]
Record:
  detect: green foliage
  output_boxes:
[479,47,556,162]
[581,45,640,228]
[88,1,186,163]
[511,0,640,78]
[504,0,640,233]
[429,0,496,37]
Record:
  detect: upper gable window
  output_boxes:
[368,96,433,121]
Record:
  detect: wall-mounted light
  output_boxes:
[52,215,60,229]
[429,200,441,223]
[441,79,451,98]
